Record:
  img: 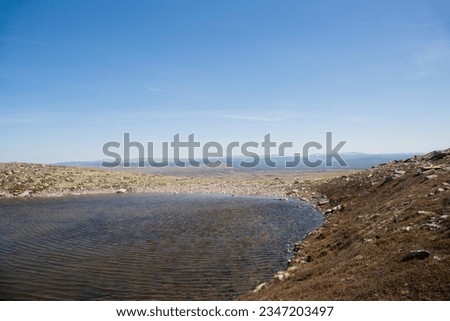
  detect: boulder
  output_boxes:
[401,250,431,262]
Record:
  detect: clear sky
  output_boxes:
[1,0,449,163]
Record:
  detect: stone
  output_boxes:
[426,150,447,161]
[425,174,438,180]
[383,175,396,183]
[0,191,11,198]
[274,271,290,281]
[317,198,329,205]
[286,189,298,196]
[253,282,267,293]
[417,210,435,215]
[420,166,442,171]
[421,223,441,230]
[116,188,127,193]
[17,190,31,198]
[287,266,298,272]
[401,250,431,262]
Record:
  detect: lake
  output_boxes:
[0,193,322,300]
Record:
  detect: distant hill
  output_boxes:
[54,153,419,170]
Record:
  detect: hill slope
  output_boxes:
[241,149,450,300]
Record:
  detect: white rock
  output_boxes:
[17,190,31,198]
[253,282,267,293]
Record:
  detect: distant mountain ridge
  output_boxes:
[55,153,420,170]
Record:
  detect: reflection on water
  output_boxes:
[0,193,322,300]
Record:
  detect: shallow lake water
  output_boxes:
[0,193,323,300]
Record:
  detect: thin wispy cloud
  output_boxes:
[408,39,450,80]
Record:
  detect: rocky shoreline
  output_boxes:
[1,149,449,300]
[0,162,342,202]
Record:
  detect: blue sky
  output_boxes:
[1,0,449,162]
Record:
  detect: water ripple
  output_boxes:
[0,193,322,300]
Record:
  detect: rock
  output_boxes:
[426,150,447,161]
[382,175,395,183]
[420,165,443,171]
[332,204,343,211]
[417,210,435,215]
[253,282,267,293]
[394,170,406,175]
[425,174,438,180]
[286,189,298,196]
[317,198,329,205]
[436,188,445,193]
[116,188,127,193]
[401,250,431,262]
[287,266,298,272]
[440,215,448,220]
[275,271,290,281]
[421,223,441,230]
[17,190,32,198]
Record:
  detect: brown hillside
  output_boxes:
[242,149,450,300]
